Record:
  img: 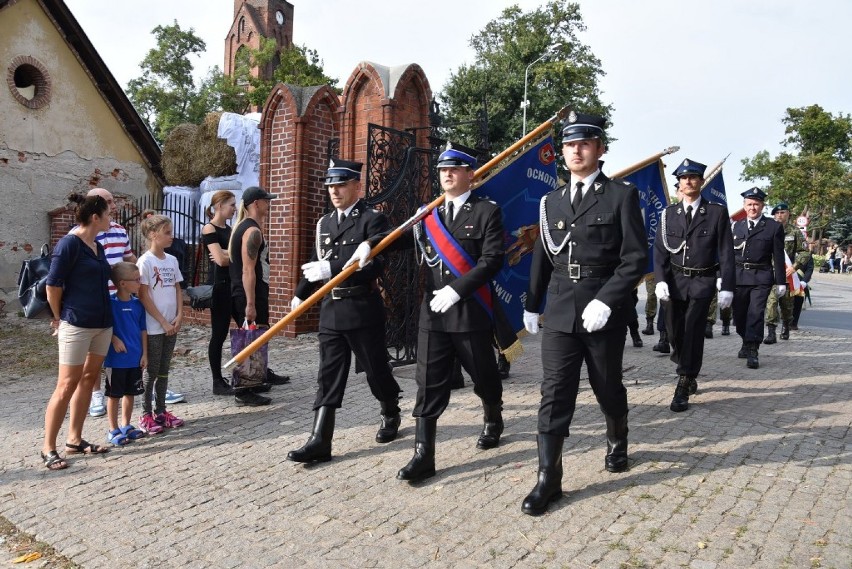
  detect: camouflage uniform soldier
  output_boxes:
[643,275,657,335]
[706,290,733,337]
[764,202,810,343]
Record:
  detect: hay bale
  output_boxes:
[195,112,237,179]
[161,114,238,186]
[162,123,203,186]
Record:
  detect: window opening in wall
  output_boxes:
[14,64,40,100]
[7,57,51,109]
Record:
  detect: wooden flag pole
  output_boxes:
[223,105,573,369]
[610,146,680,179]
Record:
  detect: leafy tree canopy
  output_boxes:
[127,23,337,143]
[438,0,611,157]
[741,105,852,236]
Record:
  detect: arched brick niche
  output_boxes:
[7,55,52,109]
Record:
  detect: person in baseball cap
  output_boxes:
[242,186,276,205]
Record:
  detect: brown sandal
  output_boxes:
[40,450,68,470]
[65,440,109,455]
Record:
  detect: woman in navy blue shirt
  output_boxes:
[41,193,114,470]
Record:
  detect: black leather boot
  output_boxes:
[764,325,777,344]
[738,340,748,359]
[521,434,564,516]
[287,406,335,463]
[705,321,714,339]
[721,320,730,335]
[670,375,690,412]
[375,400,401,444]
[747,343,760,369]
[604,415,629,473]
[687,376,698,395]
[629,323,643,348]
[476,403,504,450]
[496,353,510,379]
[213,376,234,396]
[397,418,437,482]
[780,321,790,340]
[642,317,654,335]
[652,330,670,353]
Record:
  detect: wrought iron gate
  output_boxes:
[364,124,439,366]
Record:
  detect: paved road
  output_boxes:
[1,273,850,568]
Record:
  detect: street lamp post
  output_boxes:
[521,43,562,137]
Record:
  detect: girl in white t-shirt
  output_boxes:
[137,214,185,433]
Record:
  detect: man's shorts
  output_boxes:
[105,367,144,398]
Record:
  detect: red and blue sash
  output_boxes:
[422,206,493,318]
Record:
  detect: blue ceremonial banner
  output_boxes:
[621,160,670,274]
[479,136,559,335]
[702,168,727,207]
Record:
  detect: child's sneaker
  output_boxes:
[139,413,164,434]
[155,410,184,428]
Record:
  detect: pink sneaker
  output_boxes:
[139,413,164,434]
[155,410,184,428]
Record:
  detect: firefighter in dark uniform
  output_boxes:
[731,187,786,369]
[287,158,402,464]
[347,145,506,482]
[654,158,735,413]
[520,112,647,516]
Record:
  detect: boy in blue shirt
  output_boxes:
[104,262,148,445]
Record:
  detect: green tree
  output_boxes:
[741,105,852,242]
[438,0,611,156]
[127,21,208,143]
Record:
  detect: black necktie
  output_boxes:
[446,201,454,225]
[338,212,346,227]
[571,182,584,212]
[686,205,693,227]
[748,220,754,232]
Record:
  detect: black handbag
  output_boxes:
[17,244,51,319]
[186,284,214,310]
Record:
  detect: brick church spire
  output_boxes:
[225,0,294,82]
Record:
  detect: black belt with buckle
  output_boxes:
[331,285,371,299]
[736,262,770,270]
[553,262,617,279]
[672,264,718,278]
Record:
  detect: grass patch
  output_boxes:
[0,320,57,376]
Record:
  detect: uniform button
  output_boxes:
[572,279,578,283]
[445,270,451,275]
[572,241,577,246]
[334,242,338,246]
[334,256,338,259]
[571,223,576,227]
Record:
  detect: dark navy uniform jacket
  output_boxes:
[654,200,735,300]
[295,199,388,331]
[525,173,647,334]
[732,216,786,286]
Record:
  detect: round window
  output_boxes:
[7,56,51,109]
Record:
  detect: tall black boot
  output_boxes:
[521,434,564,516]
[704,321,714,339]
[476,403,504,450]
[721,320,730,335]
[642,317,655,335]
[629,323,643,348]
[375,400,401,444]
[738,340,748,359]
[764,324,777,344]
[397,418,437,482]
[652,330,670,353]
[604,415,629,473]
[213,376,234,396]
[747,342,760,369]
[670,375,690,412]
[287,406,335,463]
[780,321,790,340]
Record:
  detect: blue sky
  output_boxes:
[66,0,851,213]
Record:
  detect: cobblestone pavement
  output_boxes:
[1,273,850,568]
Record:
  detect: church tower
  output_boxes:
[225,0,294,82]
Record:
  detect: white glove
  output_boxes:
[802,281,808,289]
[523,310,540,335]
[777,285,787,296]
[290,297,303,311]
[718,290,734,310]
[655,282,670,302]
[301,261,331,282]
[716,277,722,291]
[344,242,373,270]
[429,286,461,313]
[581,299,611,333]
